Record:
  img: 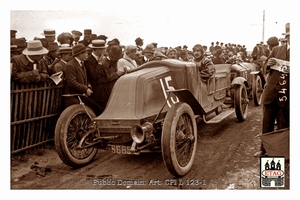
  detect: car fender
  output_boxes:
[166,89,205,116]
[231,76,249,88]
[250,71,266,87]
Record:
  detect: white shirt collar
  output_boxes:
[26,55,34,63]
[74,57,83,66]
[92,52,99,61]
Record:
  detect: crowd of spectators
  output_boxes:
[9,28,286,112]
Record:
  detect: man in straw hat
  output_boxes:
[41,29,56,47]
[254,23,290,157]
[11,40,49,83]
[84,39,108,110]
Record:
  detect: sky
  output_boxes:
[9,0,295,51]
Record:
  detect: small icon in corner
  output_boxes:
[260,156,285,187]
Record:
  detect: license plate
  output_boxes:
[111,145,132,154]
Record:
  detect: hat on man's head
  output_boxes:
[97,35,108,40]
[11,45,19,52]
[279,38,287,42]
[108,45,123,58]
[22,40,49,55]
[282,23,290,36]
[34,37,49,49]
[142,44,154,54]
[11,30,17,38]
[41,29,56,36]
[84,29,92,34]
[71,30,82,36]
[11,38,27,49]
[88,39,107,49]
[267,36,279,46]
[58,46,72,54]
[72,43,87,56]
[107,38,120,46]
[135,37,143,43]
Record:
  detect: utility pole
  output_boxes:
[262,10,265,42]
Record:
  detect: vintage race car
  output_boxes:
[54,59,265,177]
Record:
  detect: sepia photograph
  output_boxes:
[5,0,298,198]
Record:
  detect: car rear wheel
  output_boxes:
[54,104,98,168]
[162,102,197,177]
[253,75,263,106]
[234,84,249,122]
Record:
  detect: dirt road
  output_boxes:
[10,103,289,190]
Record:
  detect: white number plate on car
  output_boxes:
[111,145,132,154]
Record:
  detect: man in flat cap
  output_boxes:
[79,29,92,47]
[71,30,82,46]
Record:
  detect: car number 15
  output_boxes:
[159,76,179,107]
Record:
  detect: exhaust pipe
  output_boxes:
[130,122,153,144]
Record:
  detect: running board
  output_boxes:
[203,109,235,124]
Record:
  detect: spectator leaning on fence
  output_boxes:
[11,40,49,83]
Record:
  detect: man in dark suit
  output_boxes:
[254,23,290,157]
[97,44,124,109]
[85,39,107,108]
[63,44,93,109]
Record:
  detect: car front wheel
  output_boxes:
[162,102,197,177]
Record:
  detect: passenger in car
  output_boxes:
[192,44,215,82]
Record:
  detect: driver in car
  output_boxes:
[192,44,215,82]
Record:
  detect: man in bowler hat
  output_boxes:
[63,43,92,109]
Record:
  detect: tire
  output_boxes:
[54,104,98,168]
[162,102,197,177]
[252,75,263,106]
[234,84,249,122]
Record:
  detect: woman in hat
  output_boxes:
[11,40,49,83]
